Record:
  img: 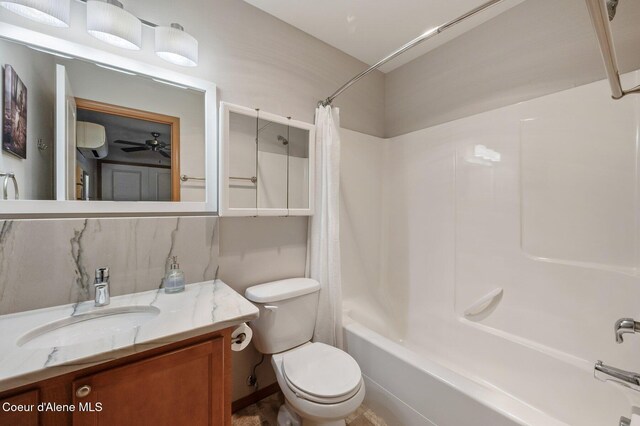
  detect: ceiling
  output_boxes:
[77,109,172,166]
[243,0,524,72]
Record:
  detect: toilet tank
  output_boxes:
[245,278,321,354]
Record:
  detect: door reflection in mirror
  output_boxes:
[75,101,177,201]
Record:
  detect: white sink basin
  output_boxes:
[17,306,160,349]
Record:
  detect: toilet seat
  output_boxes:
[281,342,362,404]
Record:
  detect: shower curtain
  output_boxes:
[306,105,343,348]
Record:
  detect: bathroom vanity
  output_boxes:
[1,330,228,425]
[0,280,258,425]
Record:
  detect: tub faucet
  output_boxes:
[594,361,640,392]
[94,267,110,307]
[615,318,640,343]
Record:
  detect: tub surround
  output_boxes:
[341,71,640,425]
[0,280,258,393]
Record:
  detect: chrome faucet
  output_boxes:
[595,361,640,392]
[615,318,640,343]
[94,267,110,307]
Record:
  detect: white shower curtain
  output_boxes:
[306,105,343,348]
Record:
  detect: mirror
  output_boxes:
[65,63,205,203]
[287,126,311,212]
[257,117,289,214]
[0,25,217,216]
[219,103,314,217]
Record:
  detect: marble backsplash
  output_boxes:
[0,216,218,315]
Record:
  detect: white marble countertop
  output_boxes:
[0,280,258,393]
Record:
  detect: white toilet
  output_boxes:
[245,278,365,426]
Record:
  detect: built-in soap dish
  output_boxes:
[463,288,503,317]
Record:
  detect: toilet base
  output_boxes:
[278,402,301,426]
[278,400,346,426]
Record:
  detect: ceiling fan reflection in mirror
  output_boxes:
[115,132,171,158]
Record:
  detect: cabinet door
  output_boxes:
[287,124,314,216]
[72,338,225,426]
[0,390,39,426]
[219,103,259,216]
[257,116,289,216]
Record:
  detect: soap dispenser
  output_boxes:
[164,256,185,294]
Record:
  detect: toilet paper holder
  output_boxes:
[232,332,247,345]
[230,322,252,352]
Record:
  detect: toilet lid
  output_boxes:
[282,343,362,402]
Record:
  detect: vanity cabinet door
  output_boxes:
[72,338,225,426]
[0,390,39,426]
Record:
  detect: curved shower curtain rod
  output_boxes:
[585,0,640,99]
[320,0,639,107]
[319,0,507,107]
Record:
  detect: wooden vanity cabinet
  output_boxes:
[0,328,233,426]
[0,389,39,426]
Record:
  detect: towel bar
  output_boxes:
[0,172,19,200]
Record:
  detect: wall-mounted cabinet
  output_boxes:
[219,103,315,217]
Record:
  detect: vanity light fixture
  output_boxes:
[155,23,198,67]
[0,0,70,27]
[3,0,201,66]
[86,0,141,50]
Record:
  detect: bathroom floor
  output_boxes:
[232,392,387,426]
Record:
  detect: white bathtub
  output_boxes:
[343,303,638,426]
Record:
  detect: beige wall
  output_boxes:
[217,216,308,400]
[384,0,640,137]
[0,0,385,403]
[0,0,385,138]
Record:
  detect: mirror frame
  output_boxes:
[0,23,217,217]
